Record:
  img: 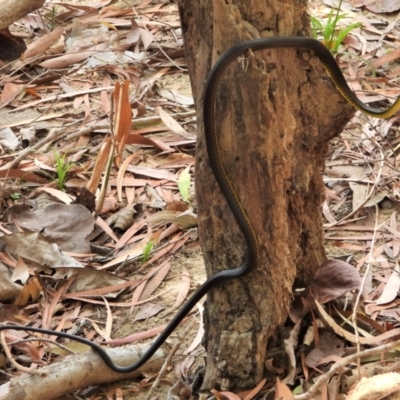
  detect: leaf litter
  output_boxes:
[0,0,400,399]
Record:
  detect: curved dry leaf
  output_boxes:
[117,152,136,202]
[114,80,132,166]
[0,168,48,183]
[157,106,191,138]
[183,304,204,355]
[315,299,400,345]
[13,277,41,306]
[311,259,361,304]
[40,187,74,204]
[147,210,197,229]
[11,257,29,285]
[243,378,267,400]
[1,86,21,109]
[86,137,113,194]
[304,331,345,369]
[23,25,64,60]
[172,267,190,309]
[139,28,154,50]
[144,184,166,209]
[361,0,400,13]
[147,211,178,227]
[125,133,172,152]
[211,389,241,400]
[376,262,400,305]
[134,303,164,322]
[140,262,171,300]
[127,165,177,181]
[114,205,136,230]
[275,378,294,400]
[157,87,194,106]
[129,279,146,315]
[40,43,109,69]
[102,316,189,345]
[363,192,386,208]
[349,168,369,210]
[95,215,119,243]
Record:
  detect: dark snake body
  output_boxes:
[1,37,399,373]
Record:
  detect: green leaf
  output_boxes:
[142,240,155,263]
[178,166,191,202]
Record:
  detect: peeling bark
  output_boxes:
[178,0,354,392]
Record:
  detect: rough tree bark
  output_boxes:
[178,0,355,392]
[0,0,45,30]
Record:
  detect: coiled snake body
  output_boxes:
[1,37,399,373]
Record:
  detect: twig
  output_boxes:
[144,320,195,400]
[294,340,400,400]
[143,343,181,400]
[0,331,44,376]
[351,204,383,372]
[8,338,76,355]
[132,110,196,126]
[8,86,115,113]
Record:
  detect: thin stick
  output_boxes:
[294,340,400,399]
[144,320,195,400]
[8,337,76,355]
[0,331,44,376]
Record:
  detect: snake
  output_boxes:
[1,37,399,373]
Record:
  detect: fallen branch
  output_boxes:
[0,344,165,400]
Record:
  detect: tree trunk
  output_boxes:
[0,0,45,30]
[178,0,354,392]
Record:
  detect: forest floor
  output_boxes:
[1,0,400,399]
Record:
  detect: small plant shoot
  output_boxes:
[178,166,191,202]
[310,0,360,52]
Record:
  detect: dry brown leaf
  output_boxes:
[315,300,400,344]
[129,280,146,315]
[305,331,345,369]
[211,389,241,400]
[127,165,177,181]
[376,262,400,305]
[102,318,190,346]
[311,259,361,304]
[12,277,42,306]
[86,137,113,194]
[354,0,400,13]
[140,262,171,300]
[134,303,164,322]
[23,25,64,60]
[275,378,294,400]
[157,106,191,138]
[172,267,191,309]
[1,83,21,105]
[240,379,267,400]
[114,80,132,167]
[117,153,136,202]
[40,43,109,69]
[94,215,119,243]
[0,168,48,183]
[125,133,172,152]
